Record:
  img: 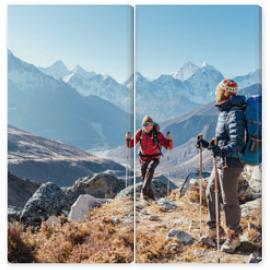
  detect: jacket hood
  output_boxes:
[216,95,246,111]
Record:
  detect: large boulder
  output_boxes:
[65,172,125,204]
[68,194,102,222]
[116,175,177,199]
[241,198,261,218]
[238,178,258,204]
[243,165,261,194]
[238,170,261,204]
[20,182,68,228]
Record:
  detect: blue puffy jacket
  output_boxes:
[215,95,246,168]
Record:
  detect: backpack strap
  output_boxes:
[139,127,159,145]
[152,126,163,156]
[152,126,159,145]
[139,128,143,144]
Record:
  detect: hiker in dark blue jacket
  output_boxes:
[197,79,246,253]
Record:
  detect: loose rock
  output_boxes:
[166,229,193,245]
[68,194,101,222]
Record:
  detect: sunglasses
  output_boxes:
[143,122,153,127]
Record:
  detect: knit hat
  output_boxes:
[215,79,238,103]
[142,115,153,126]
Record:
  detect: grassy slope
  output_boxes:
[8,186,261,263]
[8,197,134,263]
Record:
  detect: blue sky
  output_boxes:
[136,5,261,79]
[8,5,133,83]
[8,5,261,82]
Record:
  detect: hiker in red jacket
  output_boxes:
[126,116,173,201]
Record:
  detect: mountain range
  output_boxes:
[39,59,131,111]
[132,63,261,121]
[38,55,261,122]
[8,50,132,150]
[8,49,261,151]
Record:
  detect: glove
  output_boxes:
[166,132,172,140]
[196,138,209,149]
[208,144,224,157]
[125,132,131,139]
[166,132,173,150]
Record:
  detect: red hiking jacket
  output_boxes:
[126,128,173,161]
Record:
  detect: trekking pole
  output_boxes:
[210,137,221,263]
[197,134,203,238]
[166,131,170,197]
[125,132,131,189]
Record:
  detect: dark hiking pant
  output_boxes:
[140,158,160,200]
[206,166,243,233]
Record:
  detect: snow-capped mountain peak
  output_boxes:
[201,61,208,67]
[135,72,147,82]
[61,63,129,110]
[51,60,67,70]
[39,60,69,80]
[74,65,96,77]
[171,61,199,81]
[199,62,218,72]
[62,65,96,83]
[73,64,86,73]
[124,72,147,88]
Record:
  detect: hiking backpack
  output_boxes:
[241,95,262,165]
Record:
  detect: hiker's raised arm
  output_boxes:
[158,132,173,150]
[125,130,140,148]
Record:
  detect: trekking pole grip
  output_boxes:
[197,133,203,141]
[210,137,217,146]
[198,134,203,177]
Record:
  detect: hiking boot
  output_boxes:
[205,226,226,239]
[221,229,241,253]
[140,192,151,202]
[147,188,156,201]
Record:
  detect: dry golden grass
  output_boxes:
[170,179,208,206]
[136,187,261,263]
[8,197,134,263]
[8,222,35,263]
[8,184,262,264]
[186,180,208,206]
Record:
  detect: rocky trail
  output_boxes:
[8,166,261,263]
[136,192,261,263]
